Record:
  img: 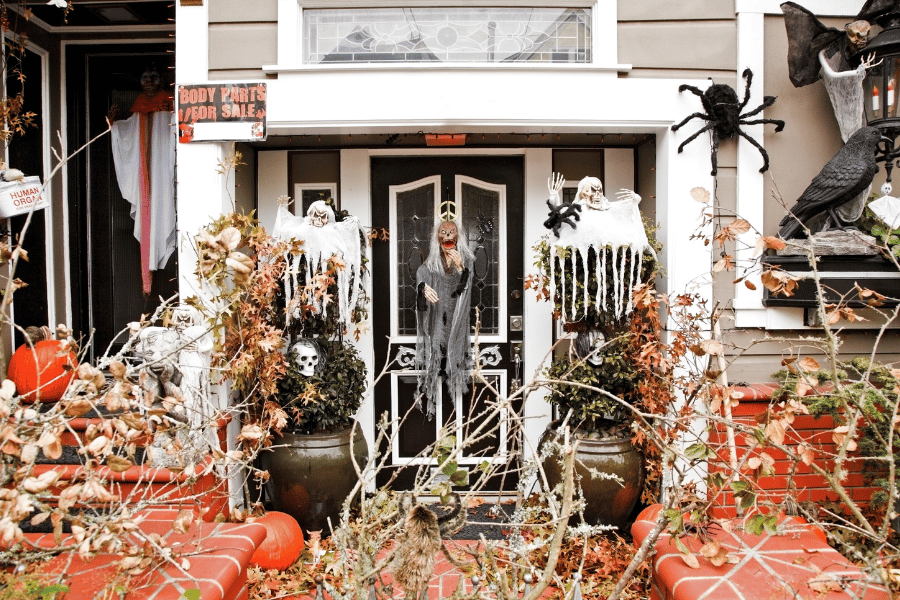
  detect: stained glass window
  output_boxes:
[304,7,591,64]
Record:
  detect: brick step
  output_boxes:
[631,504,891,600]
[29,508,266,600]
[27,458,230,523]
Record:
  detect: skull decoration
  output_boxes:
[291,338,324,377]
[845,20,871,53]
[569,330,607,367]
[576,176,610,211]
[306,200,335,228]
[171,304,200,334]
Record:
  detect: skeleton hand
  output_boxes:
[444,249,463,272]
[862,52,883,71]
[423,284,439,304]
[547,172,565,205]
[615,189,641,204]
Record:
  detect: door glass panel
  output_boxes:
[395,184,436,336]
[461,182,501,336]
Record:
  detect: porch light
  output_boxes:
[424,134,466,147]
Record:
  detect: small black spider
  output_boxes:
[672,68,785,176]
[543,199,582,238]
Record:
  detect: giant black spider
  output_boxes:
[672,68,785,176]
[543,199,582,238]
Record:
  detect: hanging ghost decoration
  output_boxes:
[272,199,366,329]
[545,175,655,323]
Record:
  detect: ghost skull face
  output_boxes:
[578,177,609,211]
[140,70,162,96]
[171,306,197,333]
[293,341,320,377]
[306,201,334,228]
[438,221,458,252]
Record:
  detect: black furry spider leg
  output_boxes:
[672,113,711,133]
[739,96,777,120]
[677,83,706,97]
[675,121,715,153]
[742,117,786,133]
[710,129,721,176]
[736,128,772,173]
[739,68,753,111]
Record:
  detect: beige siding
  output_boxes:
[618,0,735,22]
[208,23,277,74]
[618,21,736,72]
[762,15,844,237]
[210,0,277,22]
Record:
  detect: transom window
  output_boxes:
[303,7,591,64]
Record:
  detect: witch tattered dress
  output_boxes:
[415,257,473,420]
[110,90,177,295]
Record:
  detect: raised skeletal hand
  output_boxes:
[615,189,641,204]
[547,172,565,205]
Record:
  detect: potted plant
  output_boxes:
[192,191,370,535]
[529,181,667,529]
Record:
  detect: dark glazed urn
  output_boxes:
[540,423,644,531]
[261,423,368,534]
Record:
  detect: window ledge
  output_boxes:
[262,62,632,75]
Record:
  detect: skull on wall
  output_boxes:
[306,200,335,228]
[576,176,610,211]
[292,339,323,377]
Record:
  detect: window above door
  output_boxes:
[269,2,621,71]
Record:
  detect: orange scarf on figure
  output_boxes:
[130,90,173,295]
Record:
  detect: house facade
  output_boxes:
[4,0,895,497]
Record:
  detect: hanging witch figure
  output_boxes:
[415,212,475,420]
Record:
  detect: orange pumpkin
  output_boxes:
[7,340,77,402]
[249,511,305,571]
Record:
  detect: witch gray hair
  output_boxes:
[423,219,475,274]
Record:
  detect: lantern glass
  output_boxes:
[864,53,900,125]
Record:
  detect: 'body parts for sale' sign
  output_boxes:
[177,83,266,143]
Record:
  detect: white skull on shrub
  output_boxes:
[292,339,324,377]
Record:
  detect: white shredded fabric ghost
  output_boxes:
[272,203,365,329]
[551,189,655,322]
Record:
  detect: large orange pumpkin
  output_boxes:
[7,340,77,402]
[249,511,305,571]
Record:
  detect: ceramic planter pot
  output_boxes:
[261,423,368,534]
[540,422,644,531]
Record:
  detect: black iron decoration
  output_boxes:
[671,68,785,176]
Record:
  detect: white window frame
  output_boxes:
[270,1,620,71]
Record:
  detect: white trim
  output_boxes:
[456,174,508,344]
[270,1,628,72]
[389,369,508,466]
[293,183,337,209]
[735,0,862,16]
[389,175,441,343]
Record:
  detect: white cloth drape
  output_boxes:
[110,111,177,271]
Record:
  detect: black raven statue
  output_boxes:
[778,126,886,240]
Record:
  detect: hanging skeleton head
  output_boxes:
[846,20,871,53]
[306,200,335,228]
[569,330,607,366]
[291,338,325,377]
[576,176,610,211]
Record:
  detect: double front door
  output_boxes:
[371,156,524,490]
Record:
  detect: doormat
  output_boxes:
[429,501,517,541]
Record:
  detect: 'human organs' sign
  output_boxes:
[0,176,47,219]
